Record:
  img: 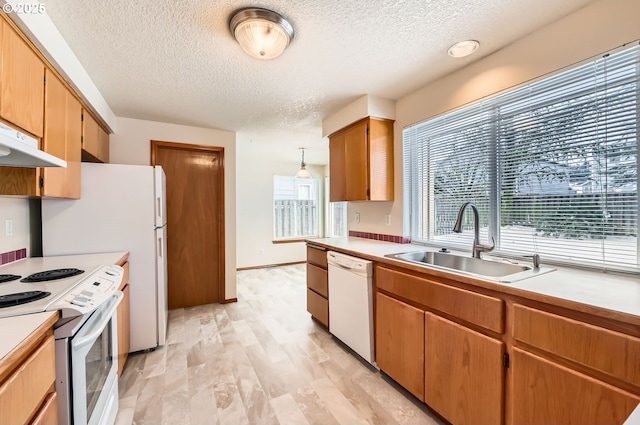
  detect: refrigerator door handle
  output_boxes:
[156,196,162,223]
[158,236,163,259]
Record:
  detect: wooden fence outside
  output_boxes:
[274,200,318,238]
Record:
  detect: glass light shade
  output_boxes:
[230,8,294,60]
[447,40,480,58]
[295,165,312,179]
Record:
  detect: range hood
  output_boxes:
[0,122,66,168]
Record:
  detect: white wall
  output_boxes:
[354,0,640,238]
[236,134,325,268]
[110,117,238,299]
[0,198,31,255]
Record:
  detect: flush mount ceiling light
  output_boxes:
[229,7,294,60]
[447,40,480,58]
[295,148,312,179]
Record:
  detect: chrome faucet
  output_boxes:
[452,202,495,259]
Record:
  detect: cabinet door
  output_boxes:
[0,19,45,137]
[329,131,347,202]
[510,348,639,425]
[425,312,504,425]
[82,110,108,163]
[344,120,368,201]
[117,283,130,376]
[42,70,81,199]
[376,292,425,400]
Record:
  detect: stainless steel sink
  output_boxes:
[385,251,555,283]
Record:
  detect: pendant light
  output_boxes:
[295,148,312,179]
[229,8,294,60]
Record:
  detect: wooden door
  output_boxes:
[43,70,81,199]
[151,141,225,309]
[344,120,368,200]
[329,131,347,202]
[510,348,639,425]
[0,19,45,137]
[375,292,425,400]
[425,312,504,425]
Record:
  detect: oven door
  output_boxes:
[70,292,122,425]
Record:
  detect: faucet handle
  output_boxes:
[524,254,540,269]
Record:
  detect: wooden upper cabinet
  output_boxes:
[0,18,45,137]
[42,70,81,199]
[0,69,81,198]
[81,110,109,163]
[329,131,347,201]
[329,116,394,201]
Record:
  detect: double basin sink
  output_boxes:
[385,250,555,283]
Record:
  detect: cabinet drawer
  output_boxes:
[307,245,328,268]
[376,266,504,333]
[0,335,55,425]
[30,391,58,425]
[307,289,328,327]
[120,261,130,291]
[307,263,328,297]
[513,304,640,386]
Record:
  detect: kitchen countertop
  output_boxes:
[0,311,57,362]
[0,251,129,274]
[308,237,640,326]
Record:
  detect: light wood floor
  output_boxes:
[115,264,443,425]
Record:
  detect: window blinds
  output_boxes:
[404,43,639,270]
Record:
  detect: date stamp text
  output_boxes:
[2,3,46,14]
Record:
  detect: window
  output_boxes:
[404,44,639,271]
[324,177,348,237]
[273,176,320,239]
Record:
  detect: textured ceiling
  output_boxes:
[44,0,593,164]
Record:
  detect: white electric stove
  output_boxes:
[0,257,123,319]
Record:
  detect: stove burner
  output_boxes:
[0,274,21,284]
[0,291,51,308]
[21,268,84,283]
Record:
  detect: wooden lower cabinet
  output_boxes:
[306,245,329,327]
[29,392,58,425]
[375,292,425,400]
[510,348,639,425]
[117,261,130,376]
[0,317,57,425]
[425,312,504,425]
[117,283,130,376]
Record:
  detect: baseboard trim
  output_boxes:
[222,298,238,304]
[237,261,305,271]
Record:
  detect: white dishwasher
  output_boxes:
[327,251,375,365]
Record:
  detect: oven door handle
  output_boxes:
[72,292,123,350]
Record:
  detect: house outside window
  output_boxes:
[404,44,639,271]
[273,176,320,240]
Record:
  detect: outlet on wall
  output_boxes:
[385,215,391,226]
[5,219,13,236]
[259,248,264,255]
[355,213,360,223]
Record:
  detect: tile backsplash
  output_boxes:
[0,248,27,265]
[349,231,411,244]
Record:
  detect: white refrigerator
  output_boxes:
[41,163,168,352]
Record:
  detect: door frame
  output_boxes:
[150,140,226,303]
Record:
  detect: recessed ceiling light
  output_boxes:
[447,40,480,58]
